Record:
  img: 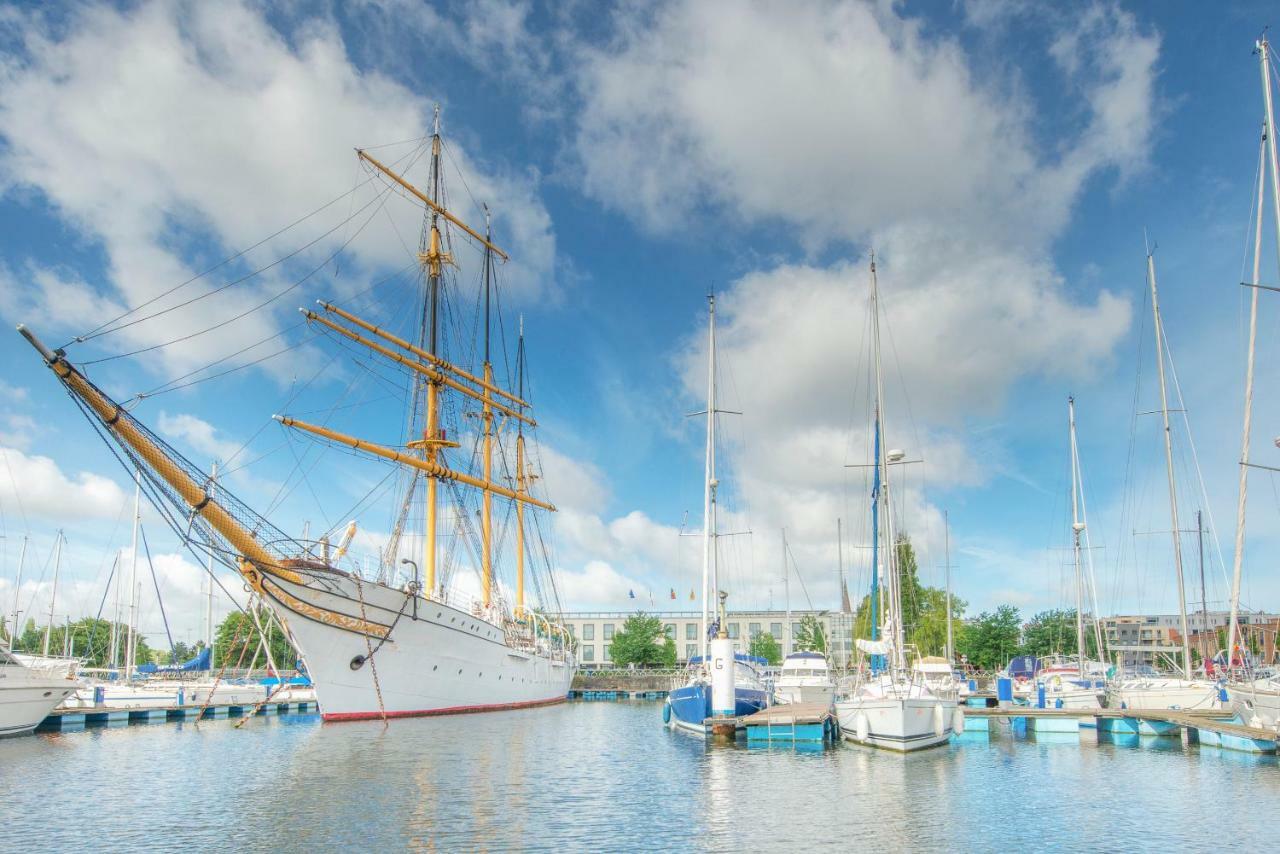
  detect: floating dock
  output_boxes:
[695,702,838,746]
[37,700,316,732]
[962,706,1278,754]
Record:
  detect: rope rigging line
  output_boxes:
[79,180,396,366]
[69,141,430,347]
[139,523,177,657]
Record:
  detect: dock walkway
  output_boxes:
[963,705,1277,752]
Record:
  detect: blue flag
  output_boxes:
[628,589,635,599]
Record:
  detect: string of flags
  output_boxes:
[627,588,697,602]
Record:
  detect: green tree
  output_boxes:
[955,605,1022,671]
[749,631,782,666]
[215,610,296,671]
[608,613,671,666]
[794,615,826,653]
[660,636,678,668]
[912,587,967,659]
[850,534,964,657]
[1021,609,1099,659]
[10,617,153,667]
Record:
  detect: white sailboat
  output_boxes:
[1105,252,1221,713]
[835,258,959,752]
[1225,35,1280,731]
[1032,397,1106,711]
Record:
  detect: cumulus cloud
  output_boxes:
[0,0,558,383]
[0,446,130,522]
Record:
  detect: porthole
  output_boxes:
[43,691,52,697]
[458,669,463,675]
[433,665,438,671]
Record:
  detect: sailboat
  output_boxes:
[1030,397,1105,711]
[1104,251,1221,713]
[664,296,770,733]
[1225,35,1280,732]
[834,258,959,752]
[17,110,575,721]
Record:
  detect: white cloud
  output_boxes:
[571,0,1158,250]
[0,446,129,522]
[0,0,558,384]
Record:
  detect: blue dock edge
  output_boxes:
[37,701,315,732]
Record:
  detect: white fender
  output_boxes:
[952,706,965,734]
[855,712,869,742]
[933,702,946,738]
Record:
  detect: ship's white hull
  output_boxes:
[836,695,957,752]
[0,669,78,736]
[1106,679,1222,711]
[1228,680,1280,730]
[266,572,574,720]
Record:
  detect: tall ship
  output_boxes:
[17,111,575,721]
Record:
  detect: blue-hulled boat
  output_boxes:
[666,653,770,733]
[662,295,772,735]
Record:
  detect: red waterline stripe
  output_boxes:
[321,694,567,722]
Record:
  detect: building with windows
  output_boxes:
[1098,610,1280,668]
[561,609,842,669]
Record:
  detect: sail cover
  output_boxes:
[856,638,891,655]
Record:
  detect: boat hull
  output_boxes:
[835,696,957,752]
[1106,680,1222,712]
[0,673,78,736]
[1228,681,1280,730]
[668,683,769,733]
[774,683,835,707]
[266,571,574,720]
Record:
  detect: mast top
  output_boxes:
[433,103,440,137]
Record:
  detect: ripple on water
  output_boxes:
[1,703,1276,852]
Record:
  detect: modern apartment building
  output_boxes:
[560,609,840,669]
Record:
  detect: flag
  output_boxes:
[628,589,635,599]
[689,589,695,601]
[669,588,676,600]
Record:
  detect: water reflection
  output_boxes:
[1,701,1277,852]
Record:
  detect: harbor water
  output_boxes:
[3,700,1278,851]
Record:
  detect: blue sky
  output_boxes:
[1,0,1279,647]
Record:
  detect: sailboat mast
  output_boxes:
[1197,510,1208,666]
[515,317,527,617]
[1145,252,1193,680]
[423,105,445,599]
[9,535,26,650]
[699,295,717,663]
[206,463,217,652]
[944,510,953,664]
[125,471,141,675]
[110,548,121,668]
[481,209,494,610]
[42,531,62,657]
[1230,38,1280,668]
[1068,396,1087,677]
[782,528,790,656]
[869,256,903,670]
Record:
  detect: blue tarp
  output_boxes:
[136,646,212,674]
[1006,655,1040,678]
